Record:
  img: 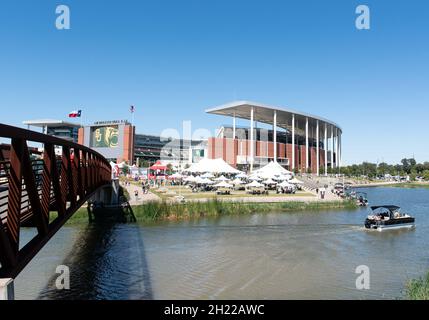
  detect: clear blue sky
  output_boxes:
[1,0,428,165]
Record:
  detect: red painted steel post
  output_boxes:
[22,143,48,235]
[40,144,54,226]
[6,138,24,257]
[75,149,84,199]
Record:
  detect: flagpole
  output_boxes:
[132,110,135,128]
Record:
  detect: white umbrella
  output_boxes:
[194,176,211,184]
[289,177,304,185]
[235,172,248,179]
[246,180,264,188]
[259,172,275,180]
[170,172,183,179]
[202,178,215,185]
[231,178,245,185]
[263,178,277,185]
[201,172,215,179]
[249,175,262,181]
[214,181,233,188]
[184,175,196,183]
[277,174,292,181]
[279,181,293,188]
[214,175,229,182]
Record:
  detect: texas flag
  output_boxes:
[68,110,82,118]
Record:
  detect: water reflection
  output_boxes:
[38,222,153,300]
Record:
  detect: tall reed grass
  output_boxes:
[131,199,357,222]
[406,272,429,300]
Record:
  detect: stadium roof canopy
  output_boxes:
[23,119,80,128]
[205,101,342,133]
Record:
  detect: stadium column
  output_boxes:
[339,131,342,169]
[324,123,328,176]
[273,110,277,162]
[233,112,236,140]
[305,117,309,172]
[316,120,320,176]
[336,128,339,172]
[292,114,295,171]
[331,126,334,171]
[250,107,254,172]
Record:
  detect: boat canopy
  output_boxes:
[370,205,400,212]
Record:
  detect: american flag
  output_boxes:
[130,105,135,113]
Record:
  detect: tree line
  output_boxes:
[340,158,429,180]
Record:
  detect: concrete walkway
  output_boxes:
[122,182,161,205]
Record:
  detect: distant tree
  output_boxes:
[423,170,429,181]
[121,164,129,176]
[362,162,377,178]
[166,163,173,174]
[410,169,418,181]
[401,158,412,174]
[377,162,390,176]
[415,163,425,174]
[340,166,350,177]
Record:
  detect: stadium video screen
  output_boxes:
[91,126,119,148]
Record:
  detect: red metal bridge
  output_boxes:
[0,124,111,279]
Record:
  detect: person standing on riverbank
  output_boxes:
[320,187,326,200]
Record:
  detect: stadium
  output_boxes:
[206,101,342,175]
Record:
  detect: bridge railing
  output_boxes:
[0,123,111,278]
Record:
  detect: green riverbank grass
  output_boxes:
[406,272,429,300]
[65,199,357,224]
[388,182,429,189]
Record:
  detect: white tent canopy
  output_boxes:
[253,161,292,178]
[184,158,243,174]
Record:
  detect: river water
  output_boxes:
[14,187,429,300]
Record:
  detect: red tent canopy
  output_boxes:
[150,160,167,171]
